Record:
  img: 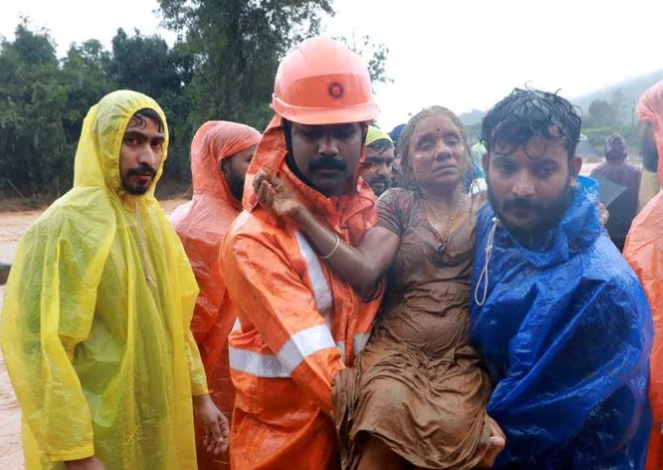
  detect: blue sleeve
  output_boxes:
[490,276,652,467]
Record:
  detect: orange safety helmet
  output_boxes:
[271,36,379,125]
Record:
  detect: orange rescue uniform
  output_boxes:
[221,116,381,469]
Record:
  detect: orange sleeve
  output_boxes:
[182,235,226,346]
[222,230,345,413]
[626,242,663,423]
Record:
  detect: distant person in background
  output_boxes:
[389,123,406,186]
[388,123,405,146]
[471,141,486,169]
[360,126,395,196]
[591,133,640,251]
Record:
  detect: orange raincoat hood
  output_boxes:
[190,120,262,205]
[637,80,663,185]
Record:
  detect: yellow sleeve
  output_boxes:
[0,214,111,461]
[175,237,209,396]
[186,327,209,396]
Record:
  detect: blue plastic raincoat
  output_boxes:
[0,91,207,470]
[470,177,652,469]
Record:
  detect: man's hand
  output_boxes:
[64,456,107,470]
[254,171,305,219]
[476,415,506,469]
[193,394,230,455]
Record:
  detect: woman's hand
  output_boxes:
[254,171,305,219]
[476,415,506,468]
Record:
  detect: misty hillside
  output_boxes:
[572,69,663,113]
[458,69,663,126]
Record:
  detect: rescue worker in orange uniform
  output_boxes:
[624,79,663,470]
[220,37,381,470]
[171,121,261,470]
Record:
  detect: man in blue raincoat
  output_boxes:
[470,88,653,469]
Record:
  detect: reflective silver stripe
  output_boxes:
[228,347,290,378]
[353,333,371,355]
[230,211,251,235]
[294,231,333,315]
[230,325,338,378]
[277,324,337,373]
[337,341,346,360]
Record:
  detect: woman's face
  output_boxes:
[408,114,468,195]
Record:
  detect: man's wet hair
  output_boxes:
[481,88,582,159]
[367,138,394,154]
[133,108,164,133]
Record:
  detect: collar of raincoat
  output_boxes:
[637,80,663,185]
[243,114,376,225]
[73,90,168,209]
[190,120,262,210]
[488,175,602,268]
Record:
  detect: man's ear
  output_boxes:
[482,152,489,177]
[219,158,230,181]
[570,155,582,179]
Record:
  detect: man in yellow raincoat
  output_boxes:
[0,90,228,470]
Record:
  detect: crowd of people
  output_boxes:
[1,35,663,470]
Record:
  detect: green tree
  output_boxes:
[586,99,618,128]
[156,0,333,128]
[61,40,113,144]
[335,33,391,85]
[0,21,70,195]
[107,28,193,176]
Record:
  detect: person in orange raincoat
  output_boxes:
[625,79,663,470]
[171,121,261,470]
[220,37,382,470]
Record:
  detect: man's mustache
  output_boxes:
[503,197,543,212]
[127,165,157,178]
[309,158,347,172]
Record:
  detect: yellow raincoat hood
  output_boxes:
[0,90,207,470]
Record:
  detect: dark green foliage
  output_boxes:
[0,5,389,197]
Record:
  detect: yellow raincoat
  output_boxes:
[0,90,207,470]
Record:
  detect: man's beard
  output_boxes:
[227,169,245,202]
[368,175,390,196]
[487,176,574,244]
[121,165,157,195]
